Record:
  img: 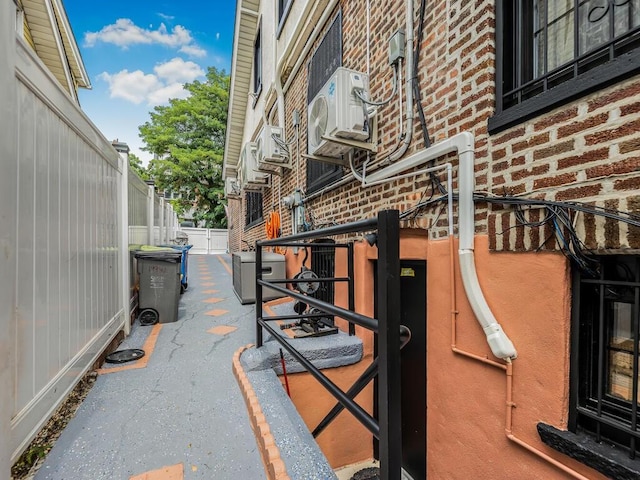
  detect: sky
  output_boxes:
[63,1,237,165]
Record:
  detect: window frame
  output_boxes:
[306,10,343,194]
[277,0,293,38]
[244,191,263,228]
[570,256,640,459]
[253,20,262,106]
[490,0,640,134]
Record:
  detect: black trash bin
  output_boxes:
[135,249,182,324]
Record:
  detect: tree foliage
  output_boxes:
[128,152,148,181]
[139,67,229,228]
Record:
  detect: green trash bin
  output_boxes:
[135,249,182,324]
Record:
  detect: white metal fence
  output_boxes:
[2,32,179,467]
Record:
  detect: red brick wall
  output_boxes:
[237,0,640,252]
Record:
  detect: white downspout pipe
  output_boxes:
[367,132,517,360]
[273,2,286,131]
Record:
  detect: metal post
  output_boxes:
[147,183,154,245]
[377,210,402,480]
[348,241,355,336]
[256,245,263,347]
[159,197,165,244]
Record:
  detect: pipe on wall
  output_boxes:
[364,131,517,360]
[386,0,415,163]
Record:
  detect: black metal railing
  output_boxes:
[255,210,404,480]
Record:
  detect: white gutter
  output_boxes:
[367,132,517,360]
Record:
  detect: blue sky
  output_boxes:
[64,1,236,165]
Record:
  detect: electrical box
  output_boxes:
[389,29,405,66]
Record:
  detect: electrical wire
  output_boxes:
[413,0,431,149]
[354,65,398,107]
[400,189,640,277]
[271,131,297,159]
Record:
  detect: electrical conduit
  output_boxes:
[387,0,415,163]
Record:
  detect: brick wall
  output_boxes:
[227,197,243,253]
[237,0,640,254]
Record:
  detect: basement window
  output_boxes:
[490,0,640,133]
[547,255,640,477]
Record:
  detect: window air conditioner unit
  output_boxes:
[238,142,269,191]
[308,67,369,158]
[256,125,291,174]
[224,176,241,197]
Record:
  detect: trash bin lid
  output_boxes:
[158,244,193,252]
[134,250,182,262]
[139,245,176,252]
[105,349,145,364]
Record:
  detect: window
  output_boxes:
[306,11,343,194]
[278,0,293,34]
[571,256,640,458]
[490,0,640,133]
[253,22,262,100]
[245,191,263,227]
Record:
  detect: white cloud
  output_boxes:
[154,57,204,83]
[158,13,175,21]
[99,58,205,106]
[179,44,207,57]
[147,83,190,106]
[84,18,205,57]
[98,70,161,104]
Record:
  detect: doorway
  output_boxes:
[374,259,427,478]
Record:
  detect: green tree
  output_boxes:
[139,67,229,228]
[128,152,149,181]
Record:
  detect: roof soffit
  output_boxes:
[223,0,259,178]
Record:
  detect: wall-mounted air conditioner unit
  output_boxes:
[308,67,370,158]
[224,177,241,197]
[256,125,291,175]
[237,142,269,190]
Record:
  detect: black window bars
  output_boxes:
[255,210,406,480]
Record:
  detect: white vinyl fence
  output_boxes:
[2,30,179,467]
[180,227,229,254]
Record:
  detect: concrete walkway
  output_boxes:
[35,254,265,480]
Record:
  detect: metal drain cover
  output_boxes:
[105,349,145,364]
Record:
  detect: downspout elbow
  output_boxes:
[458,250,517,360]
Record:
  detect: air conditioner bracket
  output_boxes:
[319,134,378,154]
[302,153,349,167]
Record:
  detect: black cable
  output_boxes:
[413,0,431,149]
[400,190,640,277]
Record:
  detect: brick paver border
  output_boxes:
[232,344,290,480]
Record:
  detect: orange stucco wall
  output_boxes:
[280,358,375,468]
[426,235,604,479]
[281,232,606,478]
